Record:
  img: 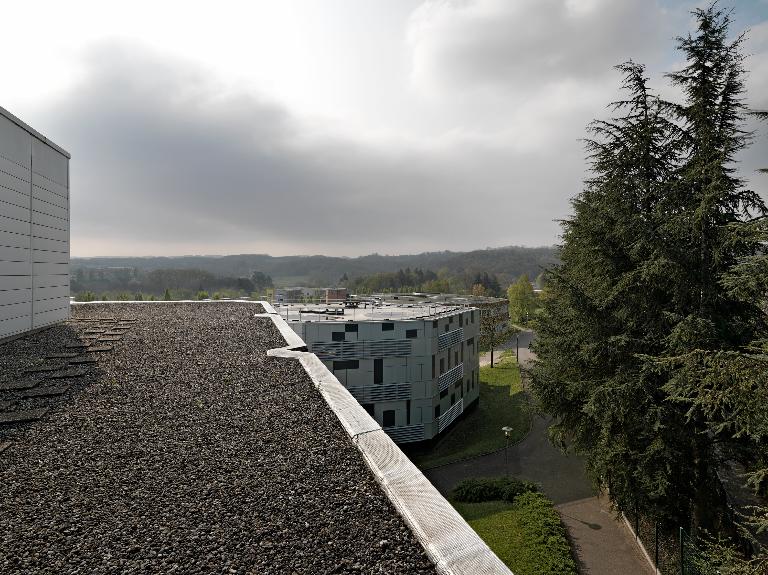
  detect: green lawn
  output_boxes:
[452,493,578,575]
[411,351,530,469]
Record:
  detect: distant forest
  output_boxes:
[73,246,557,285]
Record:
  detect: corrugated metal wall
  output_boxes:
[0,110,69,340]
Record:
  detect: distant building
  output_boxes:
[0,106,70,341]
[325,287,348,303]
[285,300,480,444]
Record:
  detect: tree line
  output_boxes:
[72,268,274,301]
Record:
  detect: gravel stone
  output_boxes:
[0,302,437,575]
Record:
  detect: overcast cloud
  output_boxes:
[1,0,766,256]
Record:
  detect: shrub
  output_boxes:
[510,491,578,574]
[452,477,538,504]
[197,290,209,300]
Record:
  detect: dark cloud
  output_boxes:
[45,42,579,256]
[39,2,768,257]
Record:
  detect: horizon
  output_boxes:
[70,243,558,260]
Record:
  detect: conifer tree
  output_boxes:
[531,4,767,537]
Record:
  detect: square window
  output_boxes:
[345,323,358,332]
[382,323,394,331]
[406,329,417,339]
[332,332,345,342]
[432,320,438,328]
[383,410,396,427]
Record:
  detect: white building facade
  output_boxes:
[0,107,70,341]
[289,304,480,444]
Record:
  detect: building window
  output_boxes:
[374,358,383,385]
[449,316,454,324]
[383,410,396,427]
[440,358,445,374]
[451,393,455,405]
[406,329,417,339]
[382,323,394,331]
[461,345,464,362]
[435,405,441,419]
[433,320,438,328]
[332,332,345,342]
[362,403,375,418]
[406,400,411,425]
[432,355,436,379]
[345,323,358,332]
[455,351,459,365]
[440,389,448,399]
[444,324,449,332]
[471,310,475,323]
[333,360,359,370]
[459,314,464,327]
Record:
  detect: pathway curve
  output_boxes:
[427,335,654,575]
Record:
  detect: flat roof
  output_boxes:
[0,302,437,573]
[0,105,71,159]
[276,302,470,323]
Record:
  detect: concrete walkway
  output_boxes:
[428,337,654,574]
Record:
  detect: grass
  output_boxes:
[452,493,578,575]
[411,351,530,469]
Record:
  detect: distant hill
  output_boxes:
[72,246,559,288]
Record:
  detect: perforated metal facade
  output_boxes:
[0,107,70,341]
[291,307,480,443]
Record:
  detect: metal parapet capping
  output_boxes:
[260,302,513,575]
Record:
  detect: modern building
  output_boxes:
[0,106,70,341]
[285,300,481,444]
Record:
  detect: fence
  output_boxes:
[623,506,682,574]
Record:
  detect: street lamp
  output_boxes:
[502,426,513,476]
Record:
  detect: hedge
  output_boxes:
[452,476,538,504]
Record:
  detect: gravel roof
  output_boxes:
[0,302,437,574]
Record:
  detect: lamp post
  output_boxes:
[502,426,513,476]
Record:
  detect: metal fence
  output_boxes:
[624,506,682,574]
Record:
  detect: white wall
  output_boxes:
[0,109,69,340]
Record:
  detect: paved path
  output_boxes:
[480,329,536,368]
[427,338,654,574]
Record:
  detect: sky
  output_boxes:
[1,0,766,257]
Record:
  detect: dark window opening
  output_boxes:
[471,311,475,323]
[449,316,454,324]
[406,329,417,339]
[455,351,459,365]
[432,320,438,328]
[406,400,411,425]
[435,405,441,419]
[383,410,396,427]
[444,324,449,332]
[432,355,436,379]
[382,323,394,331]
[332,332,345,342]
[459,314,463,327]
[374,358,383,385]
[345,323,358,332]
[440,358,445,374]
[333,360,359,370]
[362,403,375,417]
[440,389,448,399]
[451,393,455,405]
